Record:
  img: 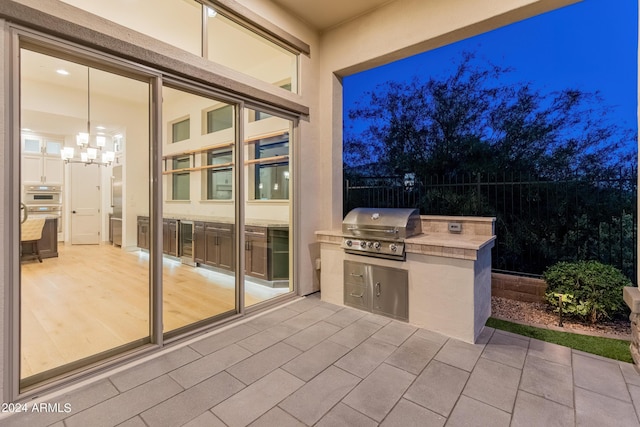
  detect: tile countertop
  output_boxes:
[315,229,496,255]
[155,214,289,228]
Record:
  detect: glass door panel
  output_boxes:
[243,108,293,307]
[19,49,151,386]
[161,86,237,335]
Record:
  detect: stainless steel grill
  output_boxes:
[341,208,422,260]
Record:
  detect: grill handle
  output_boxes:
[347,226,398,234]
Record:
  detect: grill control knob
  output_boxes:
[373,242,381,250]
[368,241,374,248]
[360,241,367,248]
[345,240,353,247]
[389,243,398,252]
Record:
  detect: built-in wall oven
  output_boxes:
[23,185,63,238]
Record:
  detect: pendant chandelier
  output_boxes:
[60,68,116,167]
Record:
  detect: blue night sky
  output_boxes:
[343,0,638,138]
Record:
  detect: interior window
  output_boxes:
[252,136,289,200]
[172,156,191,200]
[172,118,190,143]
[206,105,233,133]
[207,149,233,200]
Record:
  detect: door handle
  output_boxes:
[350,273,363,278]
[349,292,364,298]
[375,282,381,297]
[20,203,28,224]
[72,210,77,214]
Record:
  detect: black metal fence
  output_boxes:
[344,170,637,283]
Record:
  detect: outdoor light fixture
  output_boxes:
[61,68,116,167]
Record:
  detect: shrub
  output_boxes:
[543,260,632,324]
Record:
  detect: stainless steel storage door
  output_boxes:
[343,260,408,321]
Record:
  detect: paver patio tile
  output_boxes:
[284,321,341,351]
[462,357,521,413]
[212,369,304,427]
[446,395,510,427]
[404,359,469,417]
[282,339,351,381]
[575,386,640,427]
[520,354,573,407]
[335,337,397,378]
[324,307,367,328]
[169,343,252,388]
[380,398,445,427]
[226,342,301,385]
[110,346,201,392]
[328,318,382,349]
[434,337,485,372]
[511,390,574,427]
[280,366,361,425]
[371,321,417,346]
[190,324,260,356]
[67,375,183,427]
[385,334,443,375]
[527,338,572,366]
[342,363,415,422]
[316,403,377,427]
[481,330,529,369]
[573,352,630,402]
[140,372,244,427]
[248,407,306,427]
[182,411,226,427]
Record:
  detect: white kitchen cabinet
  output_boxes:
[21,134,64,185]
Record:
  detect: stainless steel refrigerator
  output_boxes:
[111,165,123,246]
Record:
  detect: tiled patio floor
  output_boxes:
[4,293,640,426]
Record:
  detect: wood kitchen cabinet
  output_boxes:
[137,216,150,250]
[163,219,178,256]
[244,226,289,281]
[204,222,234,270]
[245,226,268,280]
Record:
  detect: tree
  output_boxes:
[344,53,636,180]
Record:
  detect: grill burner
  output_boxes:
[341,208,422,260]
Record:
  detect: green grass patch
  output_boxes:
[486,317,632,363]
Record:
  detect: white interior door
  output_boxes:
[70,163,101,244]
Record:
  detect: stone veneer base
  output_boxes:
[624,287,640,370]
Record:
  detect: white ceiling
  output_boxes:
[270,0,395,30]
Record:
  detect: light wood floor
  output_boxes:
[20,244,289,379]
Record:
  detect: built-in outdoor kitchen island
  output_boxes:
[316,212,495,344]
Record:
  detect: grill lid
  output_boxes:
[342,208,422,240]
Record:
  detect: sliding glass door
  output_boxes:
[243,109,294,307]
[161,86,238,335]
[15,39,297,393]
[19,48,151,386]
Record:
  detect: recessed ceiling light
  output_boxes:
[56,69,69,76]
[96,126,106,130]
[22,128,32,132]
